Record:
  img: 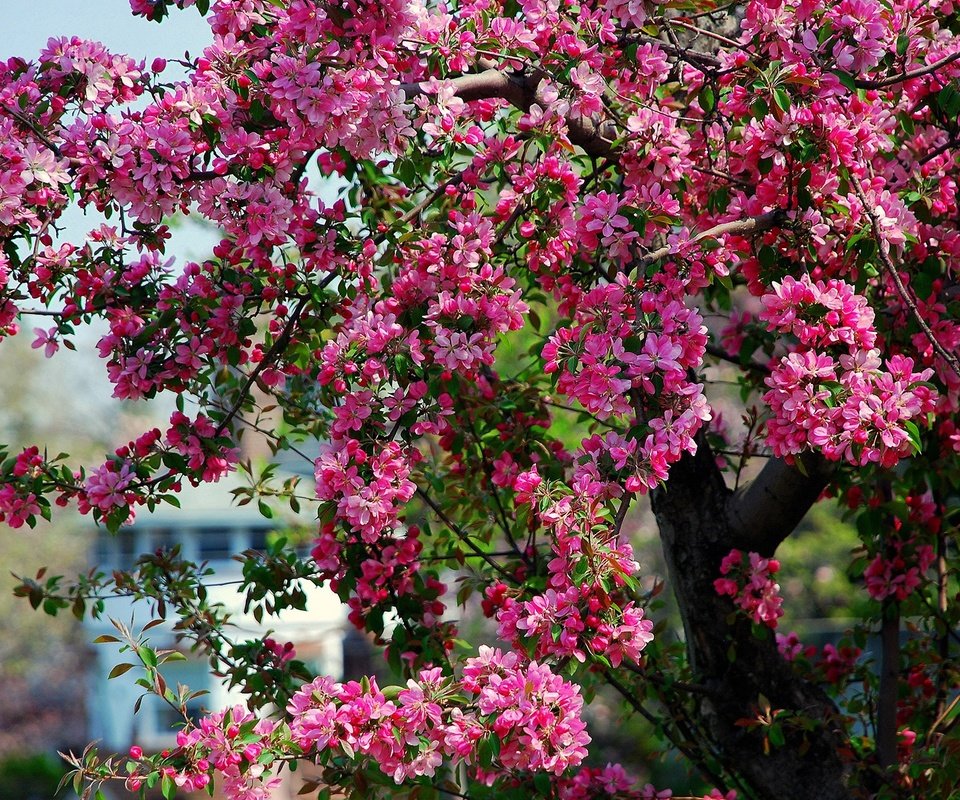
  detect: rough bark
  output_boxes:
[651,438,852,800]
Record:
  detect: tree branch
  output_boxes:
[667,19,745,51]
[876,600,901,768]
[213,292,310,438]
[402,68,531,107]
[0,104,63,157]
[401,68,617,158]
[651,435,851,799]
[726,451,834,556]
[414,487,518,584]
[850,175,960,379]
[634,209,786,271]
[705,342,771,375]
[624,34,722,68]
[855,50,960,89]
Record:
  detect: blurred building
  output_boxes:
[83,476,358,796]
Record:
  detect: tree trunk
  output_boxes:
[651,439,852,800]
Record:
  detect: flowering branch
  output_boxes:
[634,210,786,271]
[0,104,62,157]
[855,49,960,89]
[213,286,318,438]
[850,175,960,379]
[401,68,617,157]
[414,487,519,583]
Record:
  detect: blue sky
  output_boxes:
[0,4,342,437]
[0,1,211,63]
[0,3,219,436]
[1,1,221,257]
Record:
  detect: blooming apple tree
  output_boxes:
[1,0,959,797]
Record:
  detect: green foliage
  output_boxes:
[0,753,74,800]
[776,501,866,624]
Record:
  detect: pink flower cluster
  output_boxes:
[166,411,239,484]
[492,471,655,667]
[543,281,706,419]
[287,649,589,782]
[864,539,935,601]
[311,521,448,636]
[543,280,711,493]
[83,460,137,515]
[314,439,417,544]
[604,0,664,32]
[2,0,960,795]
[762,275,937,467]
[0,484,41,529]
[556,763,638,799]
[129,705,279,799]
[776,631,807,662]
[775,632,863,688]
[714,549,784,628]
[817,643,862,685]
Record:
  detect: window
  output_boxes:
[248,528,270,552]
[196,527,233,562]
[150,527,178,554]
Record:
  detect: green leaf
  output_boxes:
[904,420,923,454]
[833,70,858,92]
[137,646,158,669]
[758,244,778,269]
[163,651,188,663]
[109,663,136,679]
[937,83,960,117]
[533,772,552,795]
[773,87,791,113]
[699,84,716,114]
[161,772,176,800]
[769,724,786,748]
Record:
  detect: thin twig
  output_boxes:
[690,163,752,189]
[632,209,785,274]
[613,491,635,536]
[542,400,626,430]
[934,518,950,727]
[0,104,63,157]
[15,308,68,317]
[850,175,960,378]
[415,487,517,583]
[675,0,742,20]
[212,268,340,438]
[603,671,735,793]
[918,136,958,166]
[928,694,960,742]
[705,342,771,375]
[668,19,745,50]
[855,50,960,89]
[876,598,900,768]
[465,417,522,557]
[394,171,465,230]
